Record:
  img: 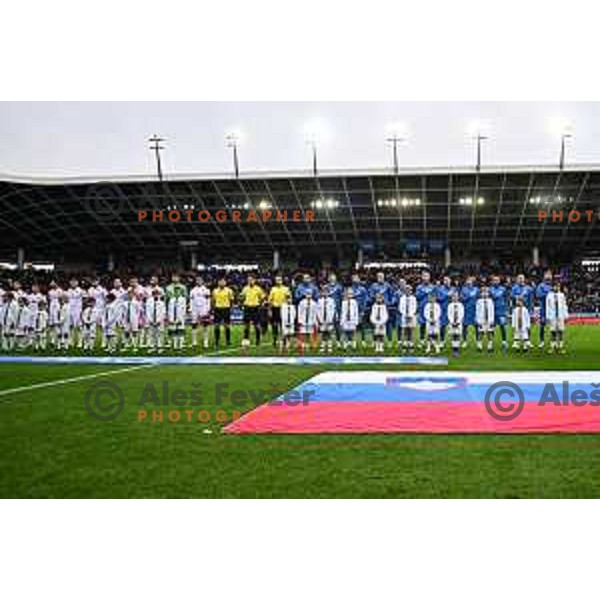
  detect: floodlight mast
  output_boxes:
[309,139,318,178]
[475,133,487,173]
[559,132,573,172]
[148,135,165,182]
[386,134,404,176]
[226,132,240,179]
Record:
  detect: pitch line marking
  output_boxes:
[0,341,271,401]
[0,364,153,399]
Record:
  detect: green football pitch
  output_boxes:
[1,325,600,498]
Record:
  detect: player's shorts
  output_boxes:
[243,306,260,324]
[373,323,386,337]
[448,324,462,337]
[299,324,315,335]
[319,323,334,334]
[82,325,96,338]
[478,324,494,334]
[70,310,82,327]
[548,319,565,332]
[400,316,417,329]
[192,309,211,325]
[281,324,295,337]
[426,323,440,337]
[214,307,231,325]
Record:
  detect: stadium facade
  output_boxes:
[1,164,600,271]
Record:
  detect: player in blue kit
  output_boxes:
[294,273,319,304]
[415,271,437,348]
[324,272,343,346]
[351,273,368,346]
[536,269,554,350]
[460,276,479,347]
[489,275,509,353]
[511,273,534,345]
[436,276,453,348]
[511,274,534,312]
[386,281,401,347]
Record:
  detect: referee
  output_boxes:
[241,275,266,346]
[212,277,234,349]
[268,275,291,346]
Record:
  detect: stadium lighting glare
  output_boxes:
[459,196,485,207]
[258,200,272,210]
[549,117,573,138]
[243,202,251,210]
[303,120,332,145]
[225,128,244,146]
[467,119,491,138]
[311,198,338,210]
[386,121,408,139]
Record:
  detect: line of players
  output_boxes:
[0,268,569,355]
[274,270,568,355]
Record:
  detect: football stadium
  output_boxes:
[2,159,600,498]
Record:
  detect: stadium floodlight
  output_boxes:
[467,120,490,173]
[225,128,244,179]
[303,120,332,177]
[549,118,574,171]
[386,122,408,175]
[148,135,166,182]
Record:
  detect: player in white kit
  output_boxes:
[512,296,531,353]
[122,289,142,351]
[15,296,32,349]
[447,292,464,357]
[58,294,72,350]
[317,285,337,353]
[146,288,166,353]
[398,285,418,353]
[1,292,18,351]
[339,288,359,351]
[476,287,495,353]
[34,299,49,350]
[423,292,441,355]
[546,282,568,354]
[190,276,211,350]
[47,281,62,348]
[67,279,84,348]
[280,299,297,353]
[370,294,389,354]
[81,297,99,351]
[297,291,318,352]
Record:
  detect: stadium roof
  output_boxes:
[2,164,600,264]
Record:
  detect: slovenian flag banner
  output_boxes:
[224,371,600,434]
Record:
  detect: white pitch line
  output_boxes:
[0,341,271,400]
[0,364,153,399]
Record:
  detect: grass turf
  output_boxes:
[1,324,600,498]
